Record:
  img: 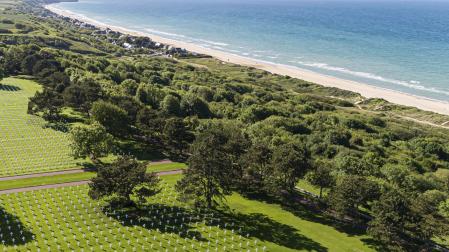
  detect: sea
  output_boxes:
[51,0,449,102]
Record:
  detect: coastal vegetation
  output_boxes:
[0,0,448,251]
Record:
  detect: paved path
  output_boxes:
[0,159,175,181]
[0,169,183,195]
[0,169,87,181]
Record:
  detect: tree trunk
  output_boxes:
[319,187,323,199]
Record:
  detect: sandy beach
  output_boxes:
[45,4,449,116]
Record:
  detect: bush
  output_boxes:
[369,117,386,127]
[0,28,12,34]
[1,19,13,24]
[344,118,367,130]
[327,129,351,147]
[14,23,25,29]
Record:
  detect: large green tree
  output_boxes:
[161,94,181,116]
[305,160,335,198]
[175,123,244,208]
[162,118,194,160]
[28,89,64,121]
[63,80,102,112]
[328,175,380,218]
[90,100,129,136]
[89,156,160,207]
[69,122,114,163]
[241,141,273,193]
[270,140,311,194]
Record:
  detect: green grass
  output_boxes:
[0,174,375,251]
[0,78,79,176]
[227,194,373,252]
[296,179,326,197]
[0,172,96,191]
[0,175,263,251]
[147,162,187,173]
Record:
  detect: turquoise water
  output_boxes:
[53,0,449,102]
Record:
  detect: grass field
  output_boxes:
[0,78,80,176]
[0,174,374,252]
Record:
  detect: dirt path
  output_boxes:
[354,103,449,129]
[398,115,449,129]
[0,169,183,195]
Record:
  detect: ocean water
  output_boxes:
[52,0,449,102]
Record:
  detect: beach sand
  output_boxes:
[45,5,449,116]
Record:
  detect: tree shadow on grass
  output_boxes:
[0,206,34,246]
[212,209,328,252]
[118,141,166,161]
[282,200,367,237]
[0,84,21,92]
[104,203,327,251]
[243,191,367,237]
[104,204,206,241]
[360,237,389,251]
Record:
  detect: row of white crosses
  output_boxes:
[0,88,78,176]
[0,184,266,251]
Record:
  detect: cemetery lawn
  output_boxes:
[0,174,374,251]
[0,172,95,191]
[0,77,79,176]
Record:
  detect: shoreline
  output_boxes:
[45,4,449,116]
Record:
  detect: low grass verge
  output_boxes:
[147,162,187,173]
[0,172,96,191]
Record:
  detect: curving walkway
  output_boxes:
[0,159,175,181]
[0,169,183,195]
[0,169,87,181]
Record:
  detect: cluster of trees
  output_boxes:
[1,9,448,250]
[176,121,310,208]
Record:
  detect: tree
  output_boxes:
[175,126,235,208]
[161,94,181,116]
[0,67,4,86]
[305,160,335,198]
[241,141,273,193]
[270,140,311,194]
[411,190,449,243]
[63,80,102,112]
[69,122,114,163]
[328,175,380,217]
[180,93,211,118]
[90,100,129,136]
[21,54,41,75]
[28,89,64,121]
[369,188,449,251]
[336,154,372,176]
[120,79,139,96]
[368,188,412,251]
[43,72,70,92]
[326,129,351,147]
[135,83,165,109]
[89,156,160,207]
[162,118,194,160]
